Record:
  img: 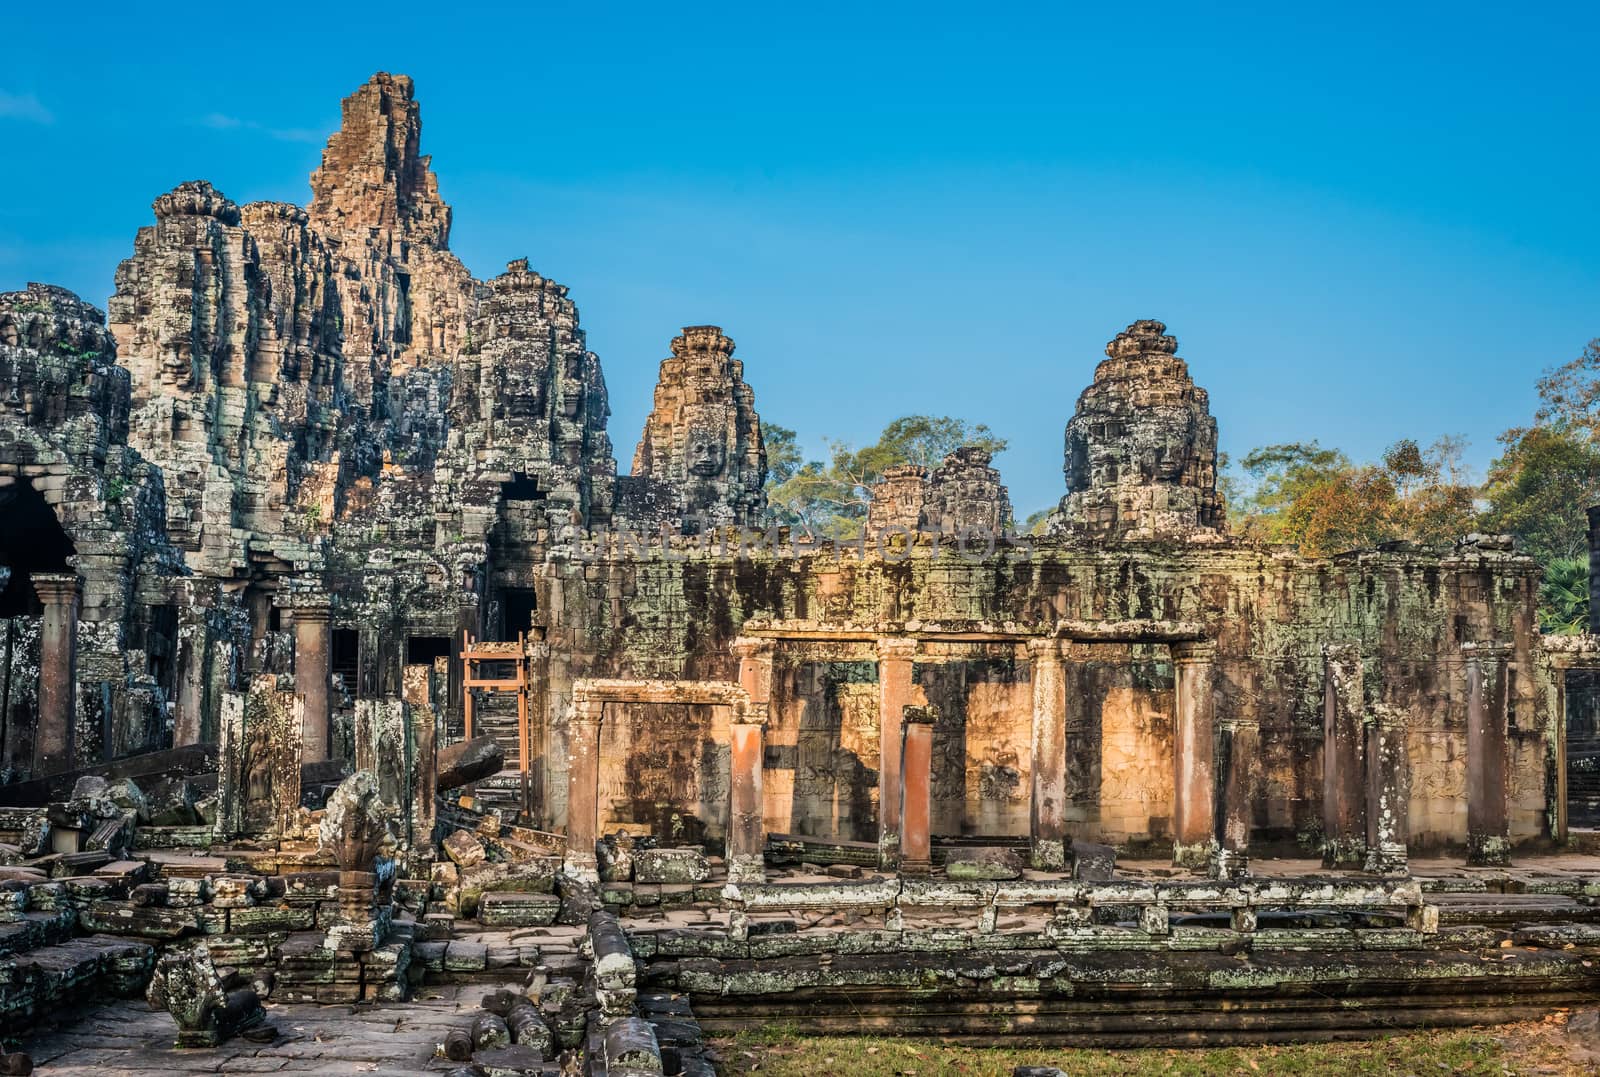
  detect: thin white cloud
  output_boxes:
[197,113,323,144]
[0,92,53,124]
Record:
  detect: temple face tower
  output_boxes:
[627,326,766,531]
[1055,319,1224,540]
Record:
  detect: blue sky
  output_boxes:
[1,3,1595,516]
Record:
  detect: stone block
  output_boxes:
[444,829,487,868]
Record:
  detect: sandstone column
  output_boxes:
[294,599,333,763]
[31,573,80,776]
[171,579,215,747]
[876,637,918,870]
[1027,637,1069,871]
[403,664,437,853]
[1321,642,1367,867]
[1212,712,1257,879]
[564,697,605,879]
[1171,640,1217,870]
[899,705,937,876]
[1364,703,1410,874]
[1466,643,1512,866]
[728,701,768,883]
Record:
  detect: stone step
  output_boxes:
[0,933,154,1035]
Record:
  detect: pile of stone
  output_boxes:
[440,987,562,1074]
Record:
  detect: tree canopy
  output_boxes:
[763,416,1006,537]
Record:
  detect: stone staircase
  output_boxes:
[470,693,536,816]
[0,869,155,1036]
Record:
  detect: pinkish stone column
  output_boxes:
[564,697,605,879]
[728,702,768,883]
[1027,637,1069,871]
[31,573,80,776]
[899,705,937,876]
[877,637,918,870]
[1466,643,1512,866]
[1322,642,1367,868]
[1171,640,1217,869]
[294,600,332,763]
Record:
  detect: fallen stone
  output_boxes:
[437,735,505,791]
[825,863,862,879]
[444,829,488,869]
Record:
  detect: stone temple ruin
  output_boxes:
[2,71,1600,1073]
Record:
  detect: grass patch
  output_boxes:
[711,1024,1563,1076]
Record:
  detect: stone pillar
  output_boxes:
[564,697,605,879]
[1587,505,1600,634]
[1027,637,1068,871]
[1171,640,1217,870]
[1364,703,1410,874]
[728,702,768,883]
[32,573,80,777]
[293,600,332,763]
[1211,713,1257,880]
[899,705,937,876]
[171,579,215,747]
[1321,642,1367,867]
[876,637,918,870]
[1466,643,1512,866]
[403,664,437,854]
[1549,656,1573,844]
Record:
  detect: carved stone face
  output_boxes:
[686,425,726,477]
[1149,412,1193,483]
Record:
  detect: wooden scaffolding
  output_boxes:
[459,630,532,816]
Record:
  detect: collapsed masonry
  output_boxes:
[3,71,1600,1066]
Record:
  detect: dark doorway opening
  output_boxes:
[500,589,538,641]
[0,480,75,618]
[406,635,452,666]
[501,474,543,502]
[1568,669,1600,829]
[332,629,360,696]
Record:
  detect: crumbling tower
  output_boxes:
[625,325,767,531]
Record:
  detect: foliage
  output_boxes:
[765,415,1006,537]
[1227,437,1476,556]
[1539,556,1590,635]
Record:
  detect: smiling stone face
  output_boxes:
[685,423,727,478]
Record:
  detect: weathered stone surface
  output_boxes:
[318,770,396,873]
[634,848,711,885]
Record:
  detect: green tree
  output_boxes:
[766,415,1007,537]
[1480,339,1600,565]
[1481,426,1600,563]
[1538,556,1591,635]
